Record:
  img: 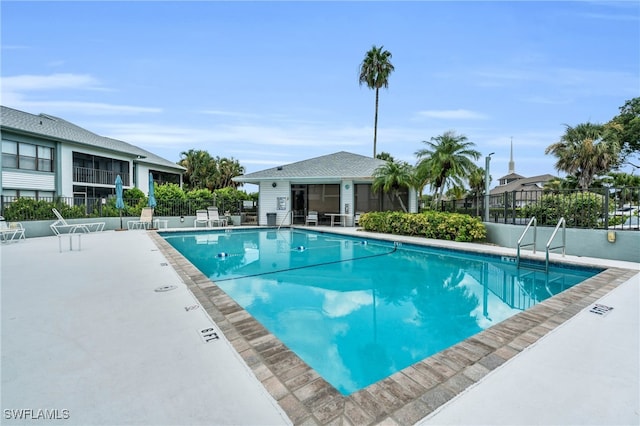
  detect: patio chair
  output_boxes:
[127,207,154,230]
[194,209,211,228]
[207,207,228,227]
[0,217,26,243]
[50,208,105,235]
[305,211,318,226]
[354,212,364,226]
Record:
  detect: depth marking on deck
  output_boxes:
[589,303,614,316]
[154,284,178,292]
[199,326,220,343]
[184,304,200,312]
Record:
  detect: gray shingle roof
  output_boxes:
[491,174,556,194]
[1,106,184,171]
[234,151,386,183]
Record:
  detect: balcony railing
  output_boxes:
[73,167,130,186]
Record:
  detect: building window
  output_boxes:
[37,146,53,172]
[1,140,54,172]
[2,141,17,168]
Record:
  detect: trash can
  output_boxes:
[266,213,277,226]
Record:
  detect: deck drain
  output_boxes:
[184,304,200,311]
[589,303,614,316]
[154,285,178,292]
[199,326,220,343]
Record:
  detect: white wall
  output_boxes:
[341,180,354,226]
[485,222,640,263]
[258,181,291,226]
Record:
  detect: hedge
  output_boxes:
[358,211,486,242]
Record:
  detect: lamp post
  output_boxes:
[484,152,494,222]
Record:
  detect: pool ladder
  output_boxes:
[277,210,292,231]
[517,217,566,272]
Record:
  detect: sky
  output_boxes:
[2,1,639,190]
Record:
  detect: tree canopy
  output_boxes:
[178,149,244,191]
[545,122,620,190]
[608,97,640,168]
[372,160,415,212]
[415,131,480,205]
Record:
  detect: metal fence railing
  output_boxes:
[0,195,258,224]
[437,186,640,230]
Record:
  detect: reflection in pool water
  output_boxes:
[164,229,600,395]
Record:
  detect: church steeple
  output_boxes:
[508,137,515,174]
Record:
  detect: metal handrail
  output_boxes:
[545,217,566,272]
[517,217,537,268]
[277,210,292,231]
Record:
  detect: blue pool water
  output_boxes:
[163,229,601,395]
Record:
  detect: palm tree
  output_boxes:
[359,45,395,158]
[545,123,620,190]
[178,149,215,190]
[375,151,395,162]
[372,160,414,212]
[415,131,480,207]
[215,157,245,189]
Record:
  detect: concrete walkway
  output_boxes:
[1,231,290,425]
[1,228,638,425]
[418,272,639,425]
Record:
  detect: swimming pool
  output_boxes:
[163,229,601,395]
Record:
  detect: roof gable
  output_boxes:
[491,174,556,194]
[235,151,387,182]
[1,106,184,171]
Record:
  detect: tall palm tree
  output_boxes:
[359,45,395,158]
[545,122,620,190]
[415,131,480,207]
[372,160,414,212]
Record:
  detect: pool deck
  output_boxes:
[1,227,638,425]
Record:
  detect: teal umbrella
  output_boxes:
[148,173,157,228]
[115,175,125,229]
[148,172,157,208]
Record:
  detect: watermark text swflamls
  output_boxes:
[4,408,70,420]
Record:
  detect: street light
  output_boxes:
[484,152,494,222]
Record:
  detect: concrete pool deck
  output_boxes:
[1,227,638,425]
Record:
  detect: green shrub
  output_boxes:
[186,188,215,212]
[521,192,603,228]
[359,211,486,242]
[213,187,251,214]
[3,198,54,221]
[124,187,146,205]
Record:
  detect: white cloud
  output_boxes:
[2,73,163,116]
[472,66,638,97]
[319,290,373,318]
[2,73,102,91]
[417,109,489,120]
[16,100,161,115]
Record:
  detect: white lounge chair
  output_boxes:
[194,209,211,228]
[207,207,227,227]
[127,207,154,230]
[0,217,25,243]
[305,211,318,226]
[50,208,105,235]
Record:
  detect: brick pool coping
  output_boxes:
[148,231,636,425]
